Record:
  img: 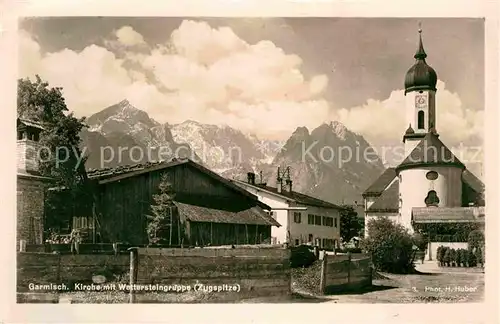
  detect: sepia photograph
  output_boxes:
[4,2,496,321]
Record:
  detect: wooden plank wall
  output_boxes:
[320,253,372,294]
[17,252,129,293]
[135,247,291,300]
[97,163,263,245]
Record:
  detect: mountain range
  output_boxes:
[80,99,386,205]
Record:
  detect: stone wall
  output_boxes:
[17,175,50,245]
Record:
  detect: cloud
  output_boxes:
[19,20,331,140]
[333,80,484,147]
[19,20,481,150]
[115,26,146,47]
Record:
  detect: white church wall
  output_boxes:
[399,166,463,233]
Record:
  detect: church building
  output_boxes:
[362,28,485,259]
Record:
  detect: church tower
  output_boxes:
[402,26,438,156]
[396,25,465,233]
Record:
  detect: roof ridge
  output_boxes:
[396,132,464,171]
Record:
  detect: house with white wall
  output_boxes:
[231,172,344,249]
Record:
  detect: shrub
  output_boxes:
[459,249,468,267]
[443,248,451,266]
[455,248,462,267]
[468,230,485,250]
[290,245,317,268]
[412,233,428,251]
[475,247,484,267]
[436,246,445,266]
[449,249,457,266]
[467,249,477,267]
[361,217,414,273]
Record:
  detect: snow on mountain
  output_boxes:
[82,100,385,205]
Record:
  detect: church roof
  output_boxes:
[404,28,438,94]
[396,132,465,172]
[366,180,399,213]
[462,169,484,194]
[362,168,397,197]
[412,207,485,223]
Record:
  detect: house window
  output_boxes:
[308,214,314,224]
[417,111,425,129]
[334,217,338,228]
[293,212,301,223]
[314,215,322,225]
[308,234,313,242]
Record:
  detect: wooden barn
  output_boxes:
[69,159,280,246]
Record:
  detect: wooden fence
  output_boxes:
[319,253,372,294]
[128,247,291,302]
[17,246,291,303]
[17,252,130,293]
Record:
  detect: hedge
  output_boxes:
[436,245,483,267]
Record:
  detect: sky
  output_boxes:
[18,17,484,172]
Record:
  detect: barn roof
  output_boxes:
[362,168,397,197]
[232,180,344,210]
[87,158,271,210]
[396,132,465,171]
[175,202,281,227]
[412,206,485,223]
[366,179,399,213]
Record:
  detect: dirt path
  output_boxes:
[320,268,484,303]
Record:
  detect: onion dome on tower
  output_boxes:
[404,27,438,94]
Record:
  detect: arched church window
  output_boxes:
[417,111,425,129]
[424,190,440,207]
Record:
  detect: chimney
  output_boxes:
[247,172,256,185]
[17,119,44,173]
[276,167,282,193]
[285,179,293,193]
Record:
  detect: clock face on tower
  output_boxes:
[415,94,427,108]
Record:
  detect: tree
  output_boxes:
[360,217,415,273]
[18,76,88,184]
[18,76,92,234]
[146,173,177,246]
[339,205,364,244]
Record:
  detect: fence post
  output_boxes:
[128,247,139,304]
[319,252,328,294]
[347,251,352,284]
[19,240,27,252]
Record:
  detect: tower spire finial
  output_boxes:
[414,22,427,60]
